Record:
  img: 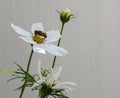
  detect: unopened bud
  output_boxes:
[60,8,71,23]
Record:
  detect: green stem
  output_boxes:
[52,22,65,68]
[39,90,49,98]
[19,49,34,98]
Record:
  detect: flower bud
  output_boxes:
[60,8,71,23]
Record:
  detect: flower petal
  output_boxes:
[48,66,62,83]
[32,80,45,90]
[33,44,46,54]
[46,30,61,42]
[31,23,44,35]
[53,82,76,93]
[19,36,35,44]
[37,61,43,79]
[41,43,68,56]
[11,24,31,37]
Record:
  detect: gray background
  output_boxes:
[0,0,120,98]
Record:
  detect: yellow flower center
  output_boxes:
[32,36,44,43]
[32,30,47,44]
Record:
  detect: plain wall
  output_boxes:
[1,0,120,98]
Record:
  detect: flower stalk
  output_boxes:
[38,84,50,98]
[19,49,34,98]
[52,8,74,69]
[52,22,65,68]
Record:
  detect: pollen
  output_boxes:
[52,80,57,86]
[32,36,44,44]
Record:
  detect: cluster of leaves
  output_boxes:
[50,89,69,98]
[38,83,68,98]
[7,61,35,91]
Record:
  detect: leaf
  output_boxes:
[13,61,26,73]
[7,76,24,82]
[0,70,16,75]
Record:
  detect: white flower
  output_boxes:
[11,23,68,56]
[32,61,76,94]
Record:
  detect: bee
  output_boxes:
[34,30,47,39]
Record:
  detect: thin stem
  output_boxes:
[52,22,65,68]
[19,49,34,98]
[39,90,49,98]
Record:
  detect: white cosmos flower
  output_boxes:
[32,61,76,94]
[11,23,68,56]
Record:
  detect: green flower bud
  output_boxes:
[60,8,71,23]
